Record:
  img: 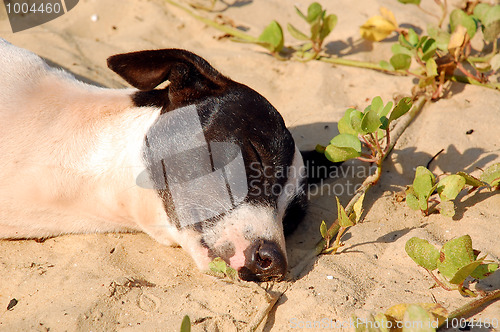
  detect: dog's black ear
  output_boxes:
[107,49,230,105]
[300,149,341,184]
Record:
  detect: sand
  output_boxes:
[0,0,499,331]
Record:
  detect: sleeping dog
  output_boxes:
[0,39,332,281]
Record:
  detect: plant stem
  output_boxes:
[360,135,377,156]
[417,4,441,22]
[371,132,383,156]
[437,0,447,28]
[439,290,500,328]
[426,269,453,291]
[318,56,406,75]
[456,62,482,83]
[164,0,258,42]
[383,128,391,155]
[448,75,500,90]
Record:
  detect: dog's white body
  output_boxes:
[0,40,161,237]
[0,40,303,279]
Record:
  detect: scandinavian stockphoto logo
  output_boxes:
[136,105,248,228]
[3,0,79,33]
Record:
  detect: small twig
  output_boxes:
[426,148,445,169]
[247,287,287,331]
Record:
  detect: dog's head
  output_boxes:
[107,49,331,281]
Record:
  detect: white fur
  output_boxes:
[277,146,306,221]
[0,39,167,239]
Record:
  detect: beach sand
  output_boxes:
[0,0,499,330]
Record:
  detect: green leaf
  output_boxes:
[320,14,338,40]
[390,53,412,70]
[406,186,421,211]
[338,108,358,135]
[437,235,474,280]
[330,133,362,152]
[437,174,466,201]
[405,237,440,271]
[370,96,383,114]
[480,163,500,186]
[336,196,353,227]
[310,19,322,41]
[209,257,228,274]
[426,58,438,77]
[307,2,323,23]
[374,313,391,332]
[403,305,435,332]
[413,166,435,204]
[399,33,413,49]
[471,263,498,279]
[473,3,490,23]
[287,23,309,41]
[379,101,393,130]
[299,42,314,52]
[325,145,361,162]
[483,5,500,27]
[415,35,428,50]
[315,144,326,154]
[351,192,365,224]
[407,28,420,46]
[427,25,450,51]
[436,200,456,217]
[389,97,412,122]
[379,60,394,71]
[484,20,500,43]
[449,258,484,285]
[361,109,382,133]
[353,315,368,332]
[295,5,308,22]
[456,172,484,188]
[421,38,437,61]
[180,315,191,332]
[379,101,393,118]
[450,9,477,39]
[398,0,421,4]
[377,128,386,139]
[320,220,328,239]
[349,109,365,134]
[258,20,284,52]
[392,43,413,56]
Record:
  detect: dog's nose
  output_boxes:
[238,239,287,281]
